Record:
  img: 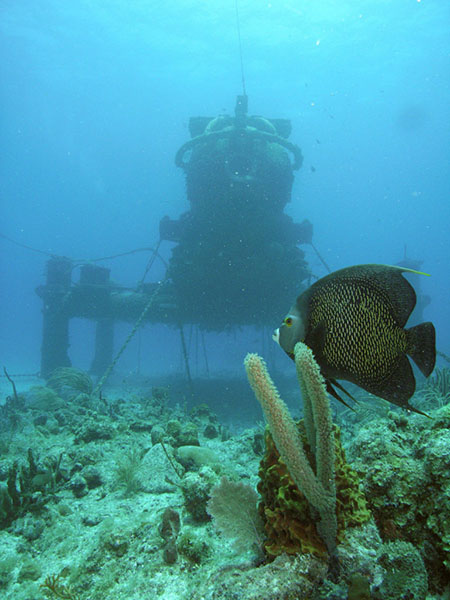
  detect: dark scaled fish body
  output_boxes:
[274,264,436,414]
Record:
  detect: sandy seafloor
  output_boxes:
[0,369,449,600]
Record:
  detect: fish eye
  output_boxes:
[284,317,293,327]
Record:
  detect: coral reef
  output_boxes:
[46,367,93,398]
[346,403,450,593]
[40,574,79,599]
[193,553,328,600]
[245,345,338,565]
[26,386,64,411]
[207,476,264,555]
[158,507,181,564]
[1,369,449,600]
[181,467,218,522]
[258,422,371,559]
[372,540,428,600]
[113,447,144,496]
[177,526,211,564]
[422,367,450,406]
[0,448,67,528]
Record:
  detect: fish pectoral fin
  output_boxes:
[326,379,357,411]
[331,379,359,404]
[307,321,327,359]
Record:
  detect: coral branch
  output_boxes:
[244,342,338,568]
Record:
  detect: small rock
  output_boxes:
[33,414,47,426]
[83,466,103,489]
[17,560,42,582]
[203,424,218,439]
[70,474,88,498]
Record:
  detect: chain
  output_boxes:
[92,277,170,395]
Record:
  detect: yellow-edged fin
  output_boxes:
[398,266,430,276]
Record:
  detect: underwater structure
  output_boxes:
[162,95,311,330]
[36,96,312,377]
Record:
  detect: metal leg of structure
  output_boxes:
[90,319,114,376]
[40,303,71,378]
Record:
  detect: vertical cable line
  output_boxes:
[235,0,247,95]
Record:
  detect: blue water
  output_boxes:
[1,0,449,377]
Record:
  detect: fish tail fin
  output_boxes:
[406,322,436,377]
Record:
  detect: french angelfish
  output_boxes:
[273,264,436,415]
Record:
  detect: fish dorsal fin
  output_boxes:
[323,264,421,327]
